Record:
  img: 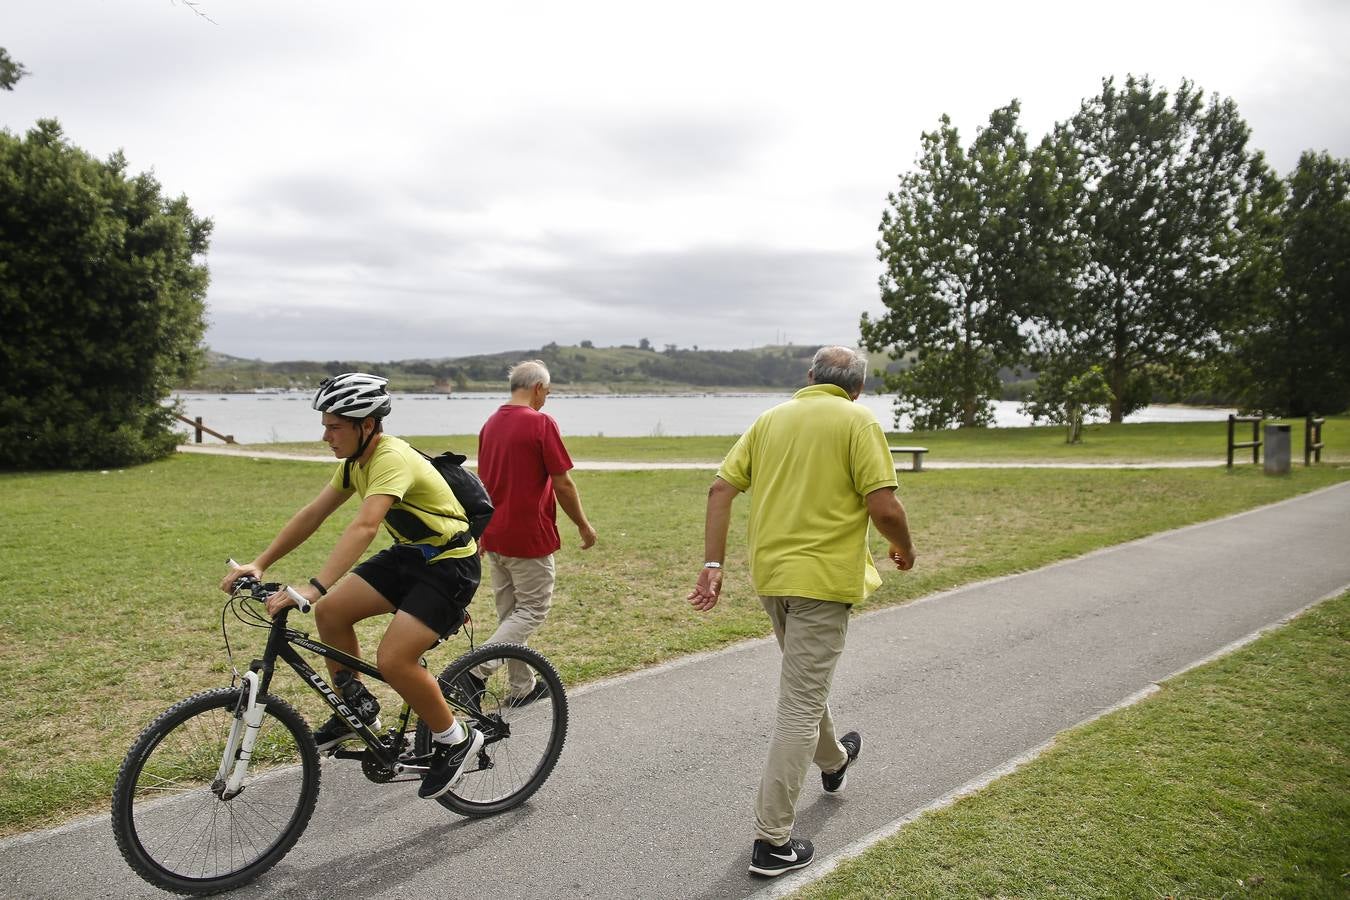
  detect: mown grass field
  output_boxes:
[1,422,1346,880]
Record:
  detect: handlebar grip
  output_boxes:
[285,584,312,614]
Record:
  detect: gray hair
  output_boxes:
[508,359,551,392]
[810,346,867,394]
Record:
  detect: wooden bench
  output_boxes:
[889,445,929,472]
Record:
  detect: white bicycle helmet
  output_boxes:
[312,372,392,420]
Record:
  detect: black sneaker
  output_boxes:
[506,679,551,708]
[748,837,814,877]
[418,727,484,800]
[312,672,381,751]
[821,730,861,793]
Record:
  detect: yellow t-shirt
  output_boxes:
[330,435,475,561]
[718,383,898,602]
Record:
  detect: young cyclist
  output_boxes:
[220,372,482,799]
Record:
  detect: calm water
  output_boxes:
[169,391,1237,445]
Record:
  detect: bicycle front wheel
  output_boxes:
[111,687,320,895]
[415,642,568,817]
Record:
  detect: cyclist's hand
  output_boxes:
[687,567,723,612]
[222,562,262,594]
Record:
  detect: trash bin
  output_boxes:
[1264,424,1291,475]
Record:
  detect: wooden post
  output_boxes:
[1305,414,1325,466]
[194,416,204,443]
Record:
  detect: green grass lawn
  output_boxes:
[794,590,1350,900]
[1,436,1347,836]
[257,415,1349,465]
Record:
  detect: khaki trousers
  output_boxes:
[475,552,555,693]
[754,595,852,845]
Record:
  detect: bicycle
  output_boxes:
[110,567,568,896]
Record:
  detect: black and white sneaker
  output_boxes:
[418,727,484,800]
[312,672,381,752]
[821,730,861,793]
[748,837,814,877]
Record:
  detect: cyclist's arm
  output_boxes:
[223,485,351,592]
[313,492,396,590]
[551,471,597,549]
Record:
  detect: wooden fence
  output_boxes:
[173,413,235,444]
[1226,415,1261,468]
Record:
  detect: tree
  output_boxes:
[1019,362,1113,444]
[862,102,1062,429]
[1037,75,1273,422]
[1220,151,1350,415]
[0,120,212,469]
[0,48,26,91]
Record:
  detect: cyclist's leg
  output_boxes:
[380,551,479,733]
[313,574,394,682]
[377,611,456,732]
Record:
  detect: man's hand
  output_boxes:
[577,523,598,550]
[887,542,916,571]
[687,567,724,612]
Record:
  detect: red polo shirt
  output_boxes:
[476,404,574,558]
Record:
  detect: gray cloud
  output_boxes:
[206,243,876,360]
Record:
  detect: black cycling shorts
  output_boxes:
[352,544,480,638]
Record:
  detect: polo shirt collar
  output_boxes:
[793,383,851,401]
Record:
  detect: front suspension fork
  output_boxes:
[215,670,265,799]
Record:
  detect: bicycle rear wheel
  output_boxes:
[415,642,567,817]
[111,687,320,895]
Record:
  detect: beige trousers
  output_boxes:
[475,552,555,693]
[755,595,852,845]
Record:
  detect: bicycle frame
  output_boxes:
[215,606,453,798]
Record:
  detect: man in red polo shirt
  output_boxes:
[472,359,597,702]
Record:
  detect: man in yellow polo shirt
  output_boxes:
[688,345,917,878]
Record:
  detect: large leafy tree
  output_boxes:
[1035,75,1273,422]
[0,120,212,469]
[863,102,1063,429]
[1221,151,1350,415]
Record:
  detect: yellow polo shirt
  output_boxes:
[718,383,898,602]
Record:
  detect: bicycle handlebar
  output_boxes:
[226,559,313,613]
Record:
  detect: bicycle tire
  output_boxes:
[415,642,567,817]
[111,687,320,895]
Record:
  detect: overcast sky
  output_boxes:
[5,1,1348,362]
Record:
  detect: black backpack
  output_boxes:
[419,450,495,539]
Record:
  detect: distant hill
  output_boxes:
[181,343,867,393]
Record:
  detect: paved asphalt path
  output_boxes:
[4,481,1348,899]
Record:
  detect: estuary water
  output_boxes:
[170,391,1236,445]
